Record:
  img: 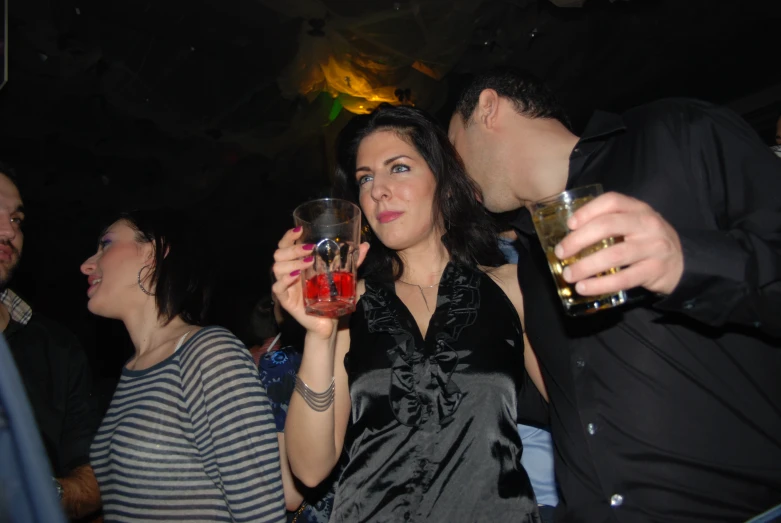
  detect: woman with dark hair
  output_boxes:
[272,105,548,522]
[80,209,286,522]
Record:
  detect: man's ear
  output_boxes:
[477,89,501,130]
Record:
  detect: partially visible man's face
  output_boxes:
[775,115,781,145]
[0,173,24,289]
[449,112,518,213]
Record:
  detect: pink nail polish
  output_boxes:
[303,256,314,263]
[290,269,301,277]
[302,244,314,251]
[293,226,302,233]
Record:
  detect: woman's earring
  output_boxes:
[137,266,155,296]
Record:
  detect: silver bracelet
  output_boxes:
[294,376,335,412]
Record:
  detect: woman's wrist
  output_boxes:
[304,323,338,344]
[298,330,338,389]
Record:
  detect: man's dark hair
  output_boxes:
[103,209,212,326]
[0,161,18,183]
[454,67,571,129]
[334,103,504,281]
[0,161,22,199]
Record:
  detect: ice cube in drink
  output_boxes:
[303,271,356,318]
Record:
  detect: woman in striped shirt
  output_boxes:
[80,209,286,522]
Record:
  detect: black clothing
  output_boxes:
[512,99,781,522]
[334,263,541,522]
[7,314,97,477]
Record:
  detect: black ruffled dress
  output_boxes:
[331,263,540,523]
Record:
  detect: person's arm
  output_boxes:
[272,227,369,488]
[557,102,781,336]
[490,265,548,399]
[57,334,102,519]
[489,265,549,426]
[522,333,547,402]
[654,102,781,334]
[277,435,305,511]
[182,328,286,523]
[58,464,101,519]
[284,324,352,487]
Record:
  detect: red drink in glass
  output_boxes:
[304,271,356,317]
[294,198,361,318]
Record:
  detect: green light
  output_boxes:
[328,97,344,122]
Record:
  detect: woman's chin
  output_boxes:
[375,231,437,253]
[376,238,405,251]
[86,298,98,315]
[373,229,410,249]
[86,296,108,317]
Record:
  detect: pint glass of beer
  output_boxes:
[528,184,627,316]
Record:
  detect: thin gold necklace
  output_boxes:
[397,279,440,312]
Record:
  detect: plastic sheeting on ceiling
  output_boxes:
[257,0,500,115]
[256,0,628,115]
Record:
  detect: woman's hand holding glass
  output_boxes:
[272,227,370,340]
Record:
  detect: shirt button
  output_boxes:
[575,358,586,369]
[610,493,624,507]
[683,299,696,310]
[404,512,411,520]
[586,423,597,435]
[754,321,762,328]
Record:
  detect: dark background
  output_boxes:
[0,0,779,399]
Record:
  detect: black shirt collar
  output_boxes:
[578,110,626,144]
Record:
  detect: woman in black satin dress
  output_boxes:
[272,105,548,522]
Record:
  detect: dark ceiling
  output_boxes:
[1,0,779,379]
[3,0,780,207]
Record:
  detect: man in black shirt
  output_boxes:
[0,162,101,520]
[448,68,781,522]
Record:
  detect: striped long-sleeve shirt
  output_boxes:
[90,326,285,522]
